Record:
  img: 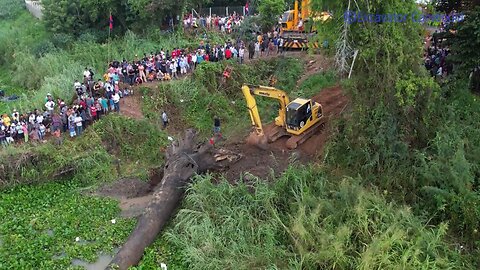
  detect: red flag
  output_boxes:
[109,14,113,30]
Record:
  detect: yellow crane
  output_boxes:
[242,84,324,149]
[279,0,332,49]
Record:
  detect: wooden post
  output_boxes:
[348,49,359,79]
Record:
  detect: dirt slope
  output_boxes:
[222,85,347,182]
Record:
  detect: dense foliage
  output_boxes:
[150,167,471,269]
[41,0,213,37]
[446,6,480,74]
[0,0,23,19]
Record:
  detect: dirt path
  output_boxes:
[119,95,144,120]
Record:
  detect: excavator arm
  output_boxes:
[241,84,291,136]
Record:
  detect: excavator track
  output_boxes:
[264,125,289,143]
[285,120,326,149]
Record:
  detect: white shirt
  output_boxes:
[45,100,55,111]
[74,81,81,89]
[191,54,197,63]
[29,114,36,124]
[239,48,245,57]
[36,115,44,124]
[112,93,120,103]
[75,116,83,126]
[83,70,90,78]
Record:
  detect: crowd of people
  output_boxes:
[183,12,245,33]
[424,31,453,80]
[0,30,294,147]
[103,35,291,87]
[0,68,132,146]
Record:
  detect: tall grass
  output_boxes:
[157,165,470,269]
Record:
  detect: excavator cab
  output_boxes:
[286,98,322,135]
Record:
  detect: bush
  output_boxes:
[0,0,24,19]
[92,114,169,165]
[294,71,336,98]
[51,33,74,49]
[0,132,114,189]
[32,40,56,58]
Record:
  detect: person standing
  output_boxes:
[74,113,83,136]
[161,111,169,129]
[213,116,221,138]
[112,92,120,112]
[238,46,245,64]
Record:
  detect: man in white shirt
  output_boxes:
[239,47,245,64]
[36,114,44,124]
[83,68,91,79]
[74,114,83,136]
[112,92,120,112]
[45,100,55,113]
[74,80,82,95]
[28,113,36,125]
[191,53,197,69]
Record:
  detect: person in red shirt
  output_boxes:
[225,47,232,59]
[171,48,177,58]
[90,105,98,121]
[204,53,210,61]
[79,99,87,110]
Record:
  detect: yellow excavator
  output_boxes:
[279,0,331,49]
[241,84,324,149]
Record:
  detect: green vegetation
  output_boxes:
[294,70,336,97]
[138,166,471,269]
[0,181,135,269]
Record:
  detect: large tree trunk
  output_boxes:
[108,130,232,270]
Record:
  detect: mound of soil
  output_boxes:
[95,178,152,199]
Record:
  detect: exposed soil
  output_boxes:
[93,169,163,217]
[119,95,144,120]
[220,84,348,183]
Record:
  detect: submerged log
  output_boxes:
[108,130,237,270]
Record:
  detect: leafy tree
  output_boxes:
[434,0,480,13]
[0,0,24,19]
[446,6,480,74]
[41,0,213,37]
[257,0,285,31]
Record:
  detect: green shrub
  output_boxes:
[32,40,56,58]
[92,114,169,165]
[294,71,336,98]
[51,33,74,50]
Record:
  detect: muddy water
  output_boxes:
[71,248,119,270]
[71,255,113,270]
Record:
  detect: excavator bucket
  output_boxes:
[246,132,268,150]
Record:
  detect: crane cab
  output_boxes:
[285,98,323,135]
